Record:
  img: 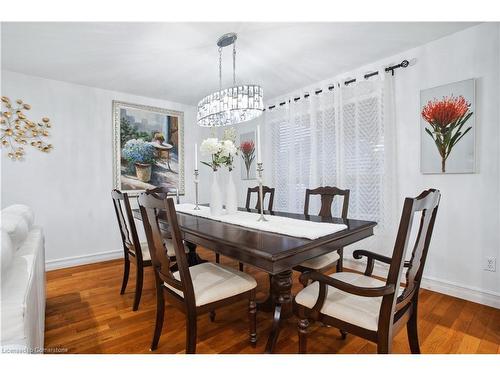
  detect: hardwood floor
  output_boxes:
[45,248,500,354]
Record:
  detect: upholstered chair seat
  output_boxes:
[298,250,340,270]
[166,262,257,306]
[295,272,404,331]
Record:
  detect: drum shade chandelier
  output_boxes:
[197,33,264,127]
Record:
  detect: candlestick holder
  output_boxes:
[256,162,268,222]
[193,169,201,210]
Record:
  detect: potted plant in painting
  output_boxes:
[240,140,255,180]
[421,95,473,173]
[122,139,156,182]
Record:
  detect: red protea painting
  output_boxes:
[240,140,255,179]
[421,95,473,172]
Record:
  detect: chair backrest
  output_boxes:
[138,193,195,307]
[382,189,441,322]
[111,189,144,262]
[146,186,180,204]
[245,186,275,211]
[304,186,350,219]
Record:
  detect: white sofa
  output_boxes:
[1,205,46,353]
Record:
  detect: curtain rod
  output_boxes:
[265,59,409,111]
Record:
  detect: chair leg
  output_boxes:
[336,248,344,272]
[239,262,244,272]
[209,310,216,322]
[215,253,220,263]
[120,258,130,295]
[249,295,257,347]
[151,287,165,351]
[298,318,309,354]
[340,329,347,340]
[407,307,421,354]
[377,334,392,354]
[132,264,144,311]
[186,314,197,354]
[299,272,308,288]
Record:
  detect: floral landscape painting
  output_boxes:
[420,79,475,174]
[112,101,184,194]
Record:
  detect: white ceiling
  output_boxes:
[1,22,477,105]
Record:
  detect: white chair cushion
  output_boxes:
[165,262,257,306]
[299,250,340,270]
[2,205,34,229]
[1,229,14,275]
[1,212,29,250]
[295,272,390,331]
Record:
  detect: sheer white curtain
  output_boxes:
[266,74,398,254]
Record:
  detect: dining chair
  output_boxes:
[293,186,350,283]
[293,189,441,354]
[111,189,152,311]
[245,185,275,212]
[138,194,258,354]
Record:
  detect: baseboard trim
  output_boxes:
[343,259,500,309]
[45,249,123,271]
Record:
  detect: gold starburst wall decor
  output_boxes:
[1,96,53,160]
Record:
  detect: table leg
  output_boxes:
[257,269,293,353]
[184,241,206,266]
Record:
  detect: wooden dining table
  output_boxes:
[133,206,376,353]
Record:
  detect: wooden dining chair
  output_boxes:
[293,186,350,282]
[138,194,258,354]
[245,186,275,212]
[111,189,153,311]
[294,189,441,354]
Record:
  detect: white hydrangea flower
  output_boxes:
[200,137,221,156]
[220,139,238,157]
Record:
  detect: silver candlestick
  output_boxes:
[193,169,201,210]
[256,162,268,222]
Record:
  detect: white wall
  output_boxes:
[0,71,198,268]
[247,23,500,306]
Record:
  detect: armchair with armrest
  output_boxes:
[293,189,441,354]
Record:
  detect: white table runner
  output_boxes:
[175,204,347,240]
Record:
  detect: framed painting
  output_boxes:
[420,79,475,174]
[239,131,256,180]
[112,101,184,194]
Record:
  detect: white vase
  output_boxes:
[210,170,222,216]
[226,169,238,214]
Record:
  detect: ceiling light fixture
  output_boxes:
[197,33,264,127]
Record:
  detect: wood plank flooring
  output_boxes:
[45,248,500,354]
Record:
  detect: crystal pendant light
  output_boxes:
[197,33,264,127]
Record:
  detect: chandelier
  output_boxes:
[197,33,264,127]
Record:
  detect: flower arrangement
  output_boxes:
[122,139,156,166]
[240,140,255,179]
[200,137,238,171]
[421,95,473,173]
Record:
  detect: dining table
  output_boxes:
[133,206,377,353]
